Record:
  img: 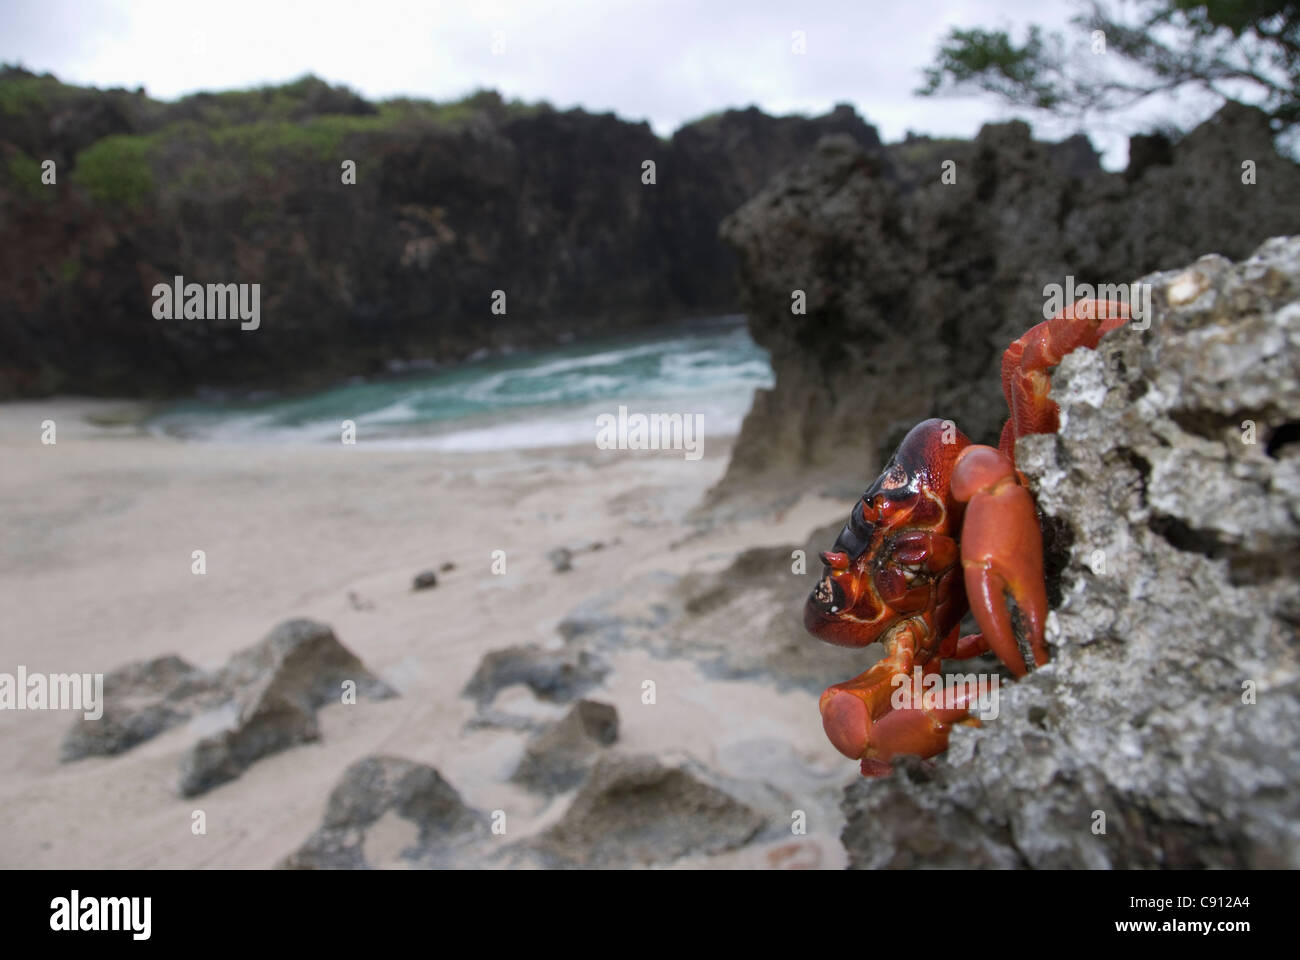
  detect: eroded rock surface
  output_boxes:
[179,619,397,796]
[282,755,485,869]
[62,619,396,797]
[528,754,767,867]
[840,237,1300,869]
[510,699,619,794]
[461,643,608,708]
[61,655,217,760]
[716,104,1300,510]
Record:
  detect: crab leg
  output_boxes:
[819,624,918,761]
[818,622,975,775]
[999,298,1130,458]
[950,444,1048,677]
[949,632,990,659]
[857,687,977,775]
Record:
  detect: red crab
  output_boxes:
[804,299,1129,776]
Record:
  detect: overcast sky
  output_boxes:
[0,0,1226,169]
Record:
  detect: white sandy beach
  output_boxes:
[0,398,859,869]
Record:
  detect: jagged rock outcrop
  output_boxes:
[715,102,1300,507]
[178,619,397,796]
[0,67,880,398]
[282,755,485,869]
[61,619,396,796]
[840,237,1300,869]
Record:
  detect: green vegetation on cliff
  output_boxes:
[0,66,555,209]
[0,70,82,119]
[4,147,48,202]
[72,134,156,208]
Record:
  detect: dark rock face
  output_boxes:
[61,619,396,797]
[840,238,1300,869]
[529,754,766,867]
[715,102,1300,507]
[658,104,884,308]
[282,755,484,869]
[510,699,619,794]
[0,68,881,398]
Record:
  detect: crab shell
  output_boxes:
[803,418,972,654]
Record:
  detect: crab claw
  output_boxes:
[820,687,872,760]
[951,445,1048,677]
[999,298,1130,458]
[819,672,975,775]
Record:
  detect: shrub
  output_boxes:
[72,134,155,209]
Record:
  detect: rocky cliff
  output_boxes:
[0,68,880,398]
[715,103,1300,507]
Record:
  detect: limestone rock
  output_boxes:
[461,643,608,707]
[178,619,397,796]
[62,619,396,799]
[0,67,884,400]
[714,104,1300,510]
[61,655,217,761]
[510,699,619,793]
[530,754,766,867]
[839,237,1300,869]
[282,756,484,869]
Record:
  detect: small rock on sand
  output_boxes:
[64,618,397,797]
[461,644,608,708]
[510,699,619,794]
[282,755,485,869]
[529,754,766,867]
[61,655,218,761]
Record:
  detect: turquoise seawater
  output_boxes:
[147,317,773,450]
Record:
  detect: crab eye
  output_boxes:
[878,461,915,498]
[882,463,908,487]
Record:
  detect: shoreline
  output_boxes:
[2,313,754,412]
